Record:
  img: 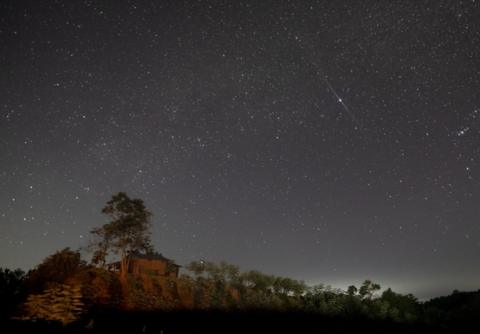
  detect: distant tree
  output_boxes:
[90,192,153,278]
[186,261,207,279]
[242,270,273,293]
[0,268,26,318]
[185,261,237,308]
[303,284,327,313]
[380,288,420,321]
[347,285,358,296]
[271,276,306,297]
[27,248,85,293]
[186,260,312,310]
[359,280,381,300]
[423,290,480,330]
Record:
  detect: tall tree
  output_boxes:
[90,192,153,277]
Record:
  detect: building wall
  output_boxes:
[168,266,179,278]
[128,258,178,278]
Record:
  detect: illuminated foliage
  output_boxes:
[22,283,84,325]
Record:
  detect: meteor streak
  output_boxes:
[323,77,362,129]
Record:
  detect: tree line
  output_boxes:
[0,192,478,331]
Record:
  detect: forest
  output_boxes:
[1,193,478,333]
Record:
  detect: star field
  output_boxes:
[1,0,479,299]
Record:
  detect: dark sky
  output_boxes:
[1,0,479,299]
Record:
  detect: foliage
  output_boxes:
[123,275,176,310]
[4,251,480,333]
[423,289,480,330]
[21,283,85,325]
[381,288,419,321]
[90,192,153,277]
[79,267,123,309]
[0,268,26,318]
[26,248,86,293]
[185,261,307,310]
[2,192,477,332]
[358,279,381,299]
[347,285,358,296]
[183,261,428,324]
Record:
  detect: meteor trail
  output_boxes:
[323,77,362,129]
[292,34,363,129]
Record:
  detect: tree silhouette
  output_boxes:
[359,280,381,300]
[26,248,85,293]
[90,192,153,278]
[0,268,26,318]
[381,288,419,321]
[347,285,358,296]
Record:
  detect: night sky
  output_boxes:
[1,0,479,299]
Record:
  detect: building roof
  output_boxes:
[128,251,181,267]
